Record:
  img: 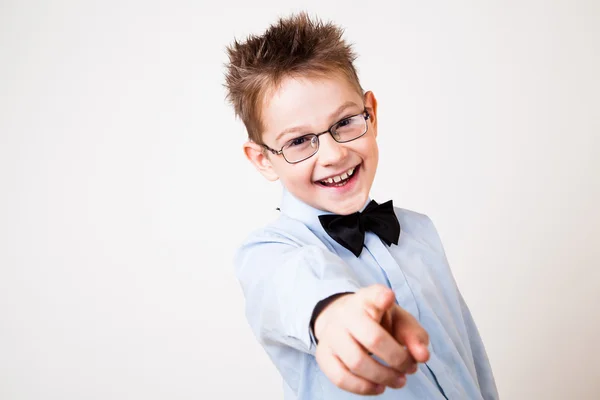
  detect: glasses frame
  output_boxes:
[262,109,371,164]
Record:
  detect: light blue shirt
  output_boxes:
[235,189,498,399]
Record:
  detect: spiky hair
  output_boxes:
[224,12,363,143]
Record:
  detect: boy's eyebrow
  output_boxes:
[275,101,362,142]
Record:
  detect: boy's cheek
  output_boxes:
[282,166,315,186]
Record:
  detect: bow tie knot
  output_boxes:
[318,200,401,257]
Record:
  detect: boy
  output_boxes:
[225,12,498,399]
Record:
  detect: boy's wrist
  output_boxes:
[312,292,353,343]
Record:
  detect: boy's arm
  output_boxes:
[234,230,361,355]
[423,216,499,400]
[457,291,500,400]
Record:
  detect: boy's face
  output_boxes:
[244,74,379,215]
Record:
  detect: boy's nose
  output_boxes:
[317,134,348,166]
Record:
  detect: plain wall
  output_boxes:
[1,0,598,399]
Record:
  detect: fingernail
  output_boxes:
[375,384,385,392]
[396,375,406,386]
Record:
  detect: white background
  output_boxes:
[1,1,599,399]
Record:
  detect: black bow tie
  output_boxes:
[318,200,401,257]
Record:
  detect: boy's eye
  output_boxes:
[335,117,352,129]
[289,136,309,146]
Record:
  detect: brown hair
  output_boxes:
[224,12,363,144]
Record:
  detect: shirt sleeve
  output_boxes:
[423,215,499,400]
[456,290,500,400]
[234,228,361,356]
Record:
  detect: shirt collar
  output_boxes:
[278,186,372,230]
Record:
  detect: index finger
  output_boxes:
[391,307,430,363]
[356,284,396,323]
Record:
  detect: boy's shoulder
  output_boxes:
[393,206,446,254]
[238,210,318,249]
[393,205,436,234]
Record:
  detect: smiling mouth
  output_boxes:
[316,164,360,187]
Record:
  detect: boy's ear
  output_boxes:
[243,141,280,181]
[363,91,378,137]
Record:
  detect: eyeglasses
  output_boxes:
[262,110,370,164]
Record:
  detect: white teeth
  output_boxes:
[319,166,358,185]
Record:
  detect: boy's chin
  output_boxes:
[319,194,368,215]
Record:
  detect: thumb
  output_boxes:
[358,284,395,322]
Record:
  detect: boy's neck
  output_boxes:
[279,186,372,226]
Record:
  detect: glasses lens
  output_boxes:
[282,134,318,163]
[331,114,367,142]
